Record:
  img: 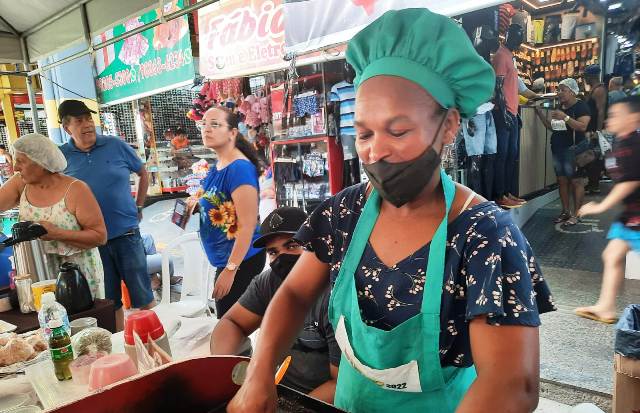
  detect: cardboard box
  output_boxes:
[613,353,640,413]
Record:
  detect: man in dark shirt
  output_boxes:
[577,96,640,323]
[210,207,339,402]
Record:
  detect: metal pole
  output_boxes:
[20,37,41,134]
[22,0,92,38]
[599,3,609,83]
[80,4,92,50]
[29,0,220,76]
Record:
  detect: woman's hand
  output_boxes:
[578,202,605,217]
[551,110,567,120]
[37,221,60,241]
[213,268,236,299]
[227,369,278,413]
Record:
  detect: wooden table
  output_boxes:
[0,299,116,333]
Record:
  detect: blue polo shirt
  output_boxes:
[60,135,142,240]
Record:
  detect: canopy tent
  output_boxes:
[0,0,220,133]
[0,0,162,64]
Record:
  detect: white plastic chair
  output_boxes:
[153,232,216,318]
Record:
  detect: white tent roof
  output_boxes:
[0,0,159,63]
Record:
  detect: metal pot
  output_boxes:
[11,221,54,283]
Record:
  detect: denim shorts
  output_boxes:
[461,112,497,156]
[99,229,153,310]
[552,147,586,179]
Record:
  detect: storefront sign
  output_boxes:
[198,0,287,79]
[284,0,508,54]
[94,0,195,105]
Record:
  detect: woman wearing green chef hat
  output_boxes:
[228,8,555,413]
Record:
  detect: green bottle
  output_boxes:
[49,319,74,381]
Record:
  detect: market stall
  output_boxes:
[93,0,202,198]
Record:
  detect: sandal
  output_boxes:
[564,216,579,226]
[574,309,618,324]
[554,212,570,224]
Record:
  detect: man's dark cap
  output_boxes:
[58,100,96,123]
[253,207,308,248]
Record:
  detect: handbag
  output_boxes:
[569,129,596,168]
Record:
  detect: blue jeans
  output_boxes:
[461,112,497,156]
[99,229,153,310]
[493,112,519,199]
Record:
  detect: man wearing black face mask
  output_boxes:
[209,207,340,403]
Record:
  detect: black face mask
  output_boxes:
[270,254,300,279]
[363,112,448,208]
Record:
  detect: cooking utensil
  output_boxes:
[7,221,52,283]
[274,355,291,385]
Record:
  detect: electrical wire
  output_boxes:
[37,72,98,102]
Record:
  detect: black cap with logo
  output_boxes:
[253,207,308,248]
[57,100,96,123]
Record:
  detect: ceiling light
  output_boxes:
[608,2,623,9]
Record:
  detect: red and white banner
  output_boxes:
[198,0,287,79]
[284,0,508,54]
[198,0,507,78]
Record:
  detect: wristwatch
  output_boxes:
[226,262,239,272]
[564,115,571,122]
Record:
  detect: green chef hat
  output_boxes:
[346,8,496,119]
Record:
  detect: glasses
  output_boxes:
[196,121,230,131]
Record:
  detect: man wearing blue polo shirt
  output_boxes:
[58,100,154,331]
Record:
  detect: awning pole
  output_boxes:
[20,37,41,134]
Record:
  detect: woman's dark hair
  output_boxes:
[217,106,264,174]
[175,128,187,136]
[614,95,640,114]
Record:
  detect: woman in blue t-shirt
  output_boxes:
[197,106,265,317]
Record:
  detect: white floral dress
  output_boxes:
[19,182,104,299]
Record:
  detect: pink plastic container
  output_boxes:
[69,352,107,385]
[88,354,138,391]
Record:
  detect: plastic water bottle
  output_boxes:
[38,292,70,339]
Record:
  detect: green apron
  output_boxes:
[329,170,476,413]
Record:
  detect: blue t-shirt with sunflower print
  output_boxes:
[199,159,262,268]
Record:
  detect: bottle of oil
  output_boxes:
[49,319,74,381]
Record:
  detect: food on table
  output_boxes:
[26,333,48,352]
[277,396,316,413]
[71,327,112,357]
[0,330,48,367]
[0,336,35,366]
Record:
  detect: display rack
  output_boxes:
[270,136,342,213]
[100,87,204,196]
[515,38,600,91]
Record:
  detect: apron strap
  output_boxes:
[420,170,456,315]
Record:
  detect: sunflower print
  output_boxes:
[203,191,238,239]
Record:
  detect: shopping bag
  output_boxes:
[615,304,640,359]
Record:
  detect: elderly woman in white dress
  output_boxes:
[0,133,107,298]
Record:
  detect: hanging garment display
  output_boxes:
[533,19,545,44]
[302,152,325,177]
[293,92,321,118]
[561,13,579,40]
[330,81,356,135]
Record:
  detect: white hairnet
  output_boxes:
[13,133,67,173]
[559,78,580,96]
